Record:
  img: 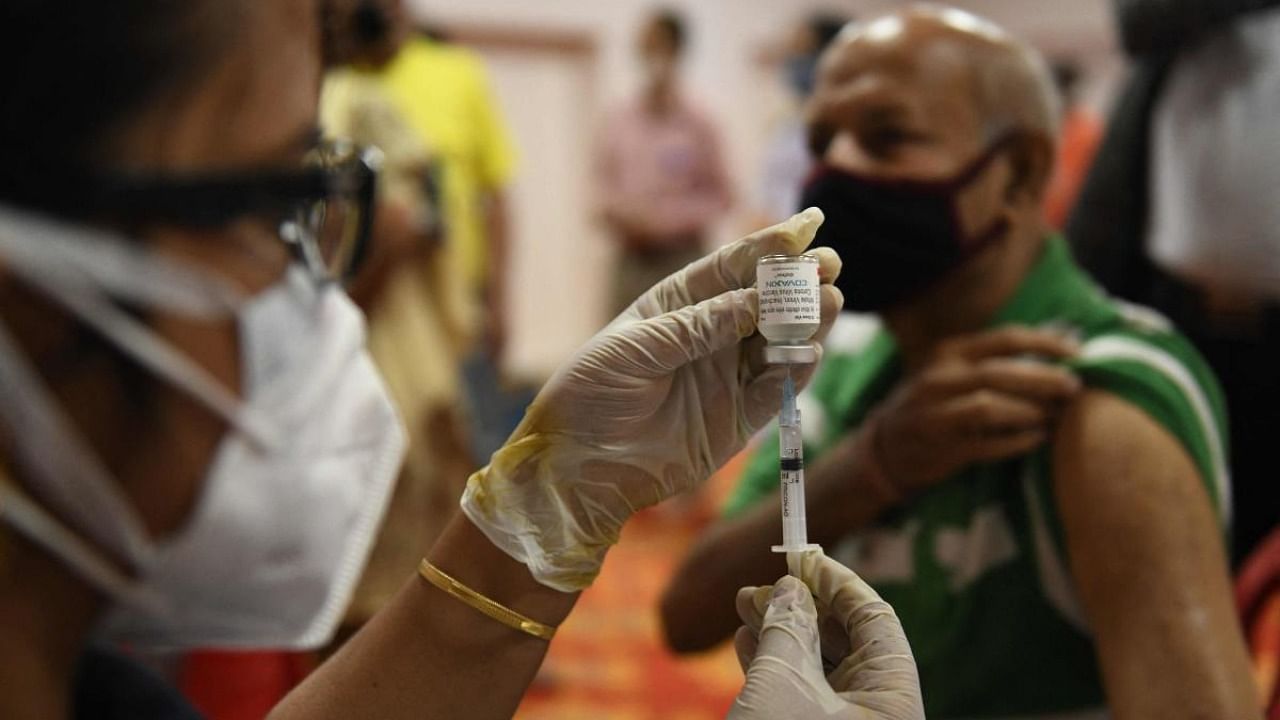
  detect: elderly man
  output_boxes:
[661,7,1258,719]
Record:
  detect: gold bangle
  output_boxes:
[418,559,557,641]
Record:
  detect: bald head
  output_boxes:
[821,6,1059,146]
[947,11,1061,142]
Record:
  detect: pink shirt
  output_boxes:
[595,96,733,249]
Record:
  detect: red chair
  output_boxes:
[179,651,314,720]
[1237,528,1280,719]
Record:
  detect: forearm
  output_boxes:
[346,200,419,310]
[660,498,789,653]
[483,191,508,313]
[661,430,896,653]
[805,430,900,542]
[271,514,578,720]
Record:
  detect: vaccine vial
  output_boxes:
[757,254,821,364]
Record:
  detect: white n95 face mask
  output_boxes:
[0,206,406,650]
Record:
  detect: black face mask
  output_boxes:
[799,135,1014,312]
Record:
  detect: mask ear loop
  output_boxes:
[0,206,280,572]
[945,128,1021,190]
[0,477,163,614]
[0,206,243,317]
[0,319,156,567]
[42,278,280,448]
[0,210,280,450]
[945,129,1021,253]
[0,207,285,618]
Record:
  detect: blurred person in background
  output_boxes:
[0,1,929,718]
[1070,0,1280,569]
[755,13,850,226]
[1041,60,1102,229]
[376,18,524,464]
[321,0,430,309]
[319,0,474,636]
[662,7,1259,718]
[595,8,734,317]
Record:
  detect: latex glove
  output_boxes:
[730,550,924,720]
[461,208,842,591]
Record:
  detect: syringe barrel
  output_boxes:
[779,422,802,450]
[780,470,808,548]
[778,423,808,548]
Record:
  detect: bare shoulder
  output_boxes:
[1048,386,1255,718]
[1051,388,1212,519]
[1049,388,1228,610]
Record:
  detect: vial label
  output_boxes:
[758,260,820,325]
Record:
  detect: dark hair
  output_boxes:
[652,9,687,55]
[1050,60,1083,102]
[353,2,392,49]
[418,23,453,43]
[0,1,241,211]
[808,14,850,55]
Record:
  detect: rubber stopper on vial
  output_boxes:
[764,344,818,364]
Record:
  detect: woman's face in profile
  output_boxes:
[120,0,326,296]
[75,0,332,539]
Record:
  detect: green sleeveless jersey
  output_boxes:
[726,236,1230,719]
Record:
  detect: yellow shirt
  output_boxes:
[320,69,434,230]
[379,38,516,296]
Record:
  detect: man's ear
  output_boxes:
[1003,131,1055,204]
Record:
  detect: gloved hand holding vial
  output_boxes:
[757,250,823,570]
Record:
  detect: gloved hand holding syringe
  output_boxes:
[756,251,824,572]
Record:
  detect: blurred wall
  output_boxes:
[407,0,1123,380]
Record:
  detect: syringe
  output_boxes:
[755,246,824,573]
[772,371,821,560]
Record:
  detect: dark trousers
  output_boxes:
[611,241,706,319]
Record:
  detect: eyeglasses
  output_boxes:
[26,138,382,283]
[278,141,382,282]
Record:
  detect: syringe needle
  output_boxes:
[781,368,796,424]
